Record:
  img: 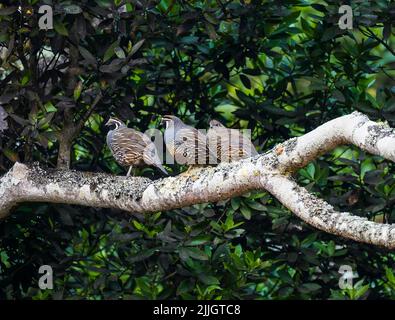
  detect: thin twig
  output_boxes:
[359,26,395,56]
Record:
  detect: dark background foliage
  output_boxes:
[0,0,395,299]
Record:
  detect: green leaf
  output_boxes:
[244,199,267,211]
[180,247,209,261]
[300,18,314,37]
[132,220,144,231]
[135,277,151,294]
[177,280,194,295]
[128,248,157,263]
[240,205,251,220]
[198,274,220,285]
[103,40,120,62]
[283,11,301,24]
[277,270,293,284]
[3,148,19,162]
[327,241,335,256]
[301,233,318,248]
[231,197,241,210]
[353,282,369,299]
[114,46,126,59]
[179,36,199,45]
[204,12,219,25]
[54,20,69,36]
[79,46,96,65]
[299,283,321,293]
[73,81,82,101]
[304,77,326,90]
[130,39,145,57]
[385,268,395,284]
[333,90,345,102]
[21,72,30,86]
[363,170,383,185]
[185,235,211,246]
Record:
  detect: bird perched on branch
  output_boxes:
[162,115,217,166]
[207,119,258,162]
[105,117,167,176]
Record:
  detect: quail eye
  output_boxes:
[183,137,187,141]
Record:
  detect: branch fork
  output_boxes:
[2,112,395,248]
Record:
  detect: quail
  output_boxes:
[105,117,168,176]
[207,119,258,162]
[162,115,217,166]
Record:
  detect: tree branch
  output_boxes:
[56,92,103,169]
[358,26,395,57]
[75,92,103,134]
[261,174,395,248]
[56,108,75,169]
[2,112,395,248]
[56,44,105,169]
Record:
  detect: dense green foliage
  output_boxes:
[0,0,395,299]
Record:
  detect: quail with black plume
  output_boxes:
[207,119,258,162]
[162,115,217,166]
[106,117,168,176]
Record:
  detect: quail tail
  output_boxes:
[126,166,133,177]
[156,163,168,175]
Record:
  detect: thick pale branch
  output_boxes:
[275,112,395,173]
[0,160,262,219]
[1,111,395,248]
[261,174,395,249]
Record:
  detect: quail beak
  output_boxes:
[105,119,111,126]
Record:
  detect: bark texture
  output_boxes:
[1,112,395,248]
[56,93,102,169]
